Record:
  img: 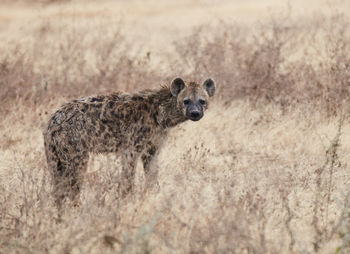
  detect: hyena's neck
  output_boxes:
[151,88,188,129]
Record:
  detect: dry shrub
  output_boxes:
[1,9,349,113]
[0,49,36,113]
[172,11,350,114]
[0,17,160,111]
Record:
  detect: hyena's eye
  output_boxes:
[183,99,190,105]
[199,99,206,105]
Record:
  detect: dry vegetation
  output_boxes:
[1,1,350,253]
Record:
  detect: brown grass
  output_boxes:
[1,1,350,253]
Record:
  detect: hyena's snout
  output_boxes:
[186,103,203,121]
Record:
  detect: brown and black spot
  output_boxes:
[81,139,87,149]
[108,101,115,109]
[81,104,89,113]
[90,97,104,103]
[91,103,103,109]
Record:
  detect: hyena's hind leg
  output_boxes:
[141,144,159,191]
[46,144,89,210]
[44,140,63,210]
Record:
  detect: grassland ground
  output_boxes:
[1,1,350,253]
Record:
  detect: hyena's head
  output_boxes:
[170,77,216,121]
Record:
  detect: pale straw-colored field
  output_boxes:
[1,1,350,253]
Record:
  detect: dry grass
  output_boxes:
[1,1,350,253]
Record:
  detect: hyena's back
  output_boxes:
[45,93,139,157]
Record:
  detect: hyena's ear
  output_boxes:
[170,77,186,97]
[202,78,216,97]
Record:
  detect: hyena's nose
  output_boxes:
[190,111,200,118]
[189,111,203,121]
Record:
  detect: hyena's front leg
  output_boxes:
[120,152,137,197]
[141,144,159,191]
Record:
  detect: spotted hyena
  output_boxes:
[44,77,216,208]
